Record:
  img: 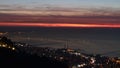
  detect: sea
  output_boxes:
[0,27,120,57]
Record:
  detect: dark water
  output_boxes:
[0,27,120,57]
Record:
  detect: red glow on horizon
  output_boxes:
[0,22,120,28]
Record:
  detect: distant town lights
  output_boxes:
[0,43,16,51]
[12,47,15,50]
[2,44,7,47]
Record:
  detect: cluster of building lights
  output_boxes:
[0,43,16,50]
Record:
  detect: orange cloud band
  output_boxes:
[0,23,120,28]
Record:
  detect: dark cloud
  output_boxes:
[0,6,120,24]
[0,13,120,24]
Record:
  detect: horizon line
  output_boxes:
[0,22,120,28]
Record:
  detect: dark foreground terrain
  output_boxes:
[0,47,68,68]
[0,36,68,68]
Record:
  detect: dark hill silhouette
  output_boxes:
[0,47,68,68]
[0,36,68,68]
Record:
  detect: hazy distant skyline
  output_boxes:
[0,0,120,27]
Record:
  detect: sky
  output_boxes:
[0,0,120,27]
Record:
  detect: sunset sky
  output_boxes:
[0,0,120,27]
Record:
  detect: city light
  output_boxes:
[12,47,15,50]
